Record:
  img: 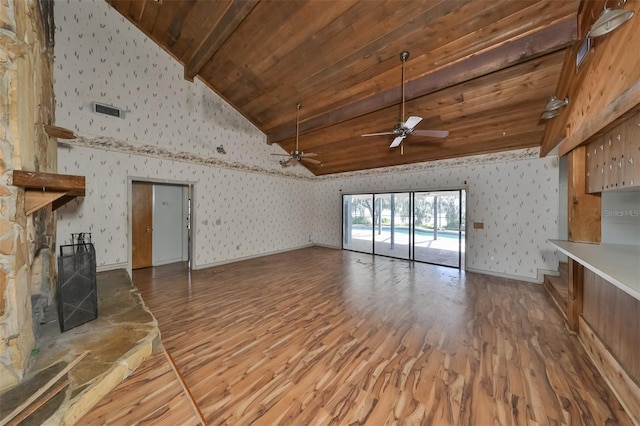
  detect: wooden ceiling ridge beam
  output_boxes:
[183,0,259,82]
[267,14,577,145]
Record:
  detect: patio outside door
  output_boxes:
[342,189,465,269]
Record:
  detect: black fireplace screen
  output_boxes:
[57,233,97,332]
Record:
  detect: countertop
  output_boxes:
[548,240,640,301]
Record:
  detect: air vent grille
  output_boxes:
[93,102,123,118]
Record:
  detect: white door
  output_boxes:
[152,184,186,266]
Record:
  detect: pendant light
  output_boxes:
[588,0,635,38]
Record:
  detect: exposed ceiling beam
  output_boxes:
[184,0,259,82]
[267,14,577,145]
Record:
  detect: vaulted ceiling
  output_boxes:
[106,0,581,175]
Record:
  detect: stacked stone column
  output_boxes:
[0,0,56,391]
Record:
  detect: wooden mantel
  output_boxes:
[12,170,85,215]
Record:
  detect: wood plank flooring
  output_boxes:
[81,247,631,425]
[79,347,200,425]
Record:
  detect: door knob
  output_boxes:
[146,227,152,232]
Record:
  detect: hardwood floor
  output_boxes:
[81,247,630,425]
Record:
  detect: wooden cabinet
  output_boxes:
[622,112,640,188]
[586,111,640,193]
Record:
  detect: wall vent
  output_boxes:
[93,102,124,118]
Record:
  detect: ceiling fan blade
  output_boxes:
[390,135,405,148]
[412,129,449,138]
[300,152,318,158]
[271,153,291,157]
[283,158,296,166]
[362,131,396,137]
[301,157,321,165]
[403,116,423,130]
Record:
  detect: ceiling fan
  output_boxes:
[271,103,321,167]
[362,50,449,153]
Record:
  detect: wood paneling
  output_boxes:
[107,0,580,175]
[583,269,640,385]
[579,316,640,426]
[266,15,576,145]
[98,247,633,424]
[568,145,601,243]
[541,0,640,157]
[581,268,640,424]
[567,258,583,331]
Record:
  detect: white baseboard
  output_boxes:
[193,243,314,270]
[96,262,128,273]
[465,267,543,284]
[313,243,341,250]
[153,257,183,267]
[536,268,559,281]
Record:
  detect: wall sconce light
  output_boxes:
[216,145,226,154]
[588,0,635,38]
[541,96,569,120]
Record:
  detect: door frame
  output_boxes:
[127,176,196,277]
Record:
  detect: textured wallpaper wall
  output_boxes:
[57,146,314,269]
[54,0,560,281]
[54,0,314,269]
[53,0,307,176]
[313,154,560,281]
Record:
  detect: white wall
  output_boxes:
[601,190,640,246]
[314,152,559,282]
[557,155,568,262]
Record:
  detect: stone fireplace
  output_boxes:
[0,0,58,391]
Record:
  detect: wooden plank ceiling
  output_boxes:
[107,0,580,175]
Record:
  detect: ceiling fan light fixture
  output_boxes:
[271,103,320,167]
[588,1,635,38]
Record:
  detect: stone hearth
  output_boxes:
[0,270,159,424]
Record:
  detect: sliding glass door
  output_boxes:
[373,193,411,260]
[342,189,466,269]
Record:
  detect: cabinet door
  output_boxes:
[602,131,613,190]
[586,136,604,193]
[622,111,640,188]
[609,130,623,190]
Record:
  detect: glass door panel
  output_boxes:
[373,193,411,259]
[342,194,373,253]
[413,191,463,268]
